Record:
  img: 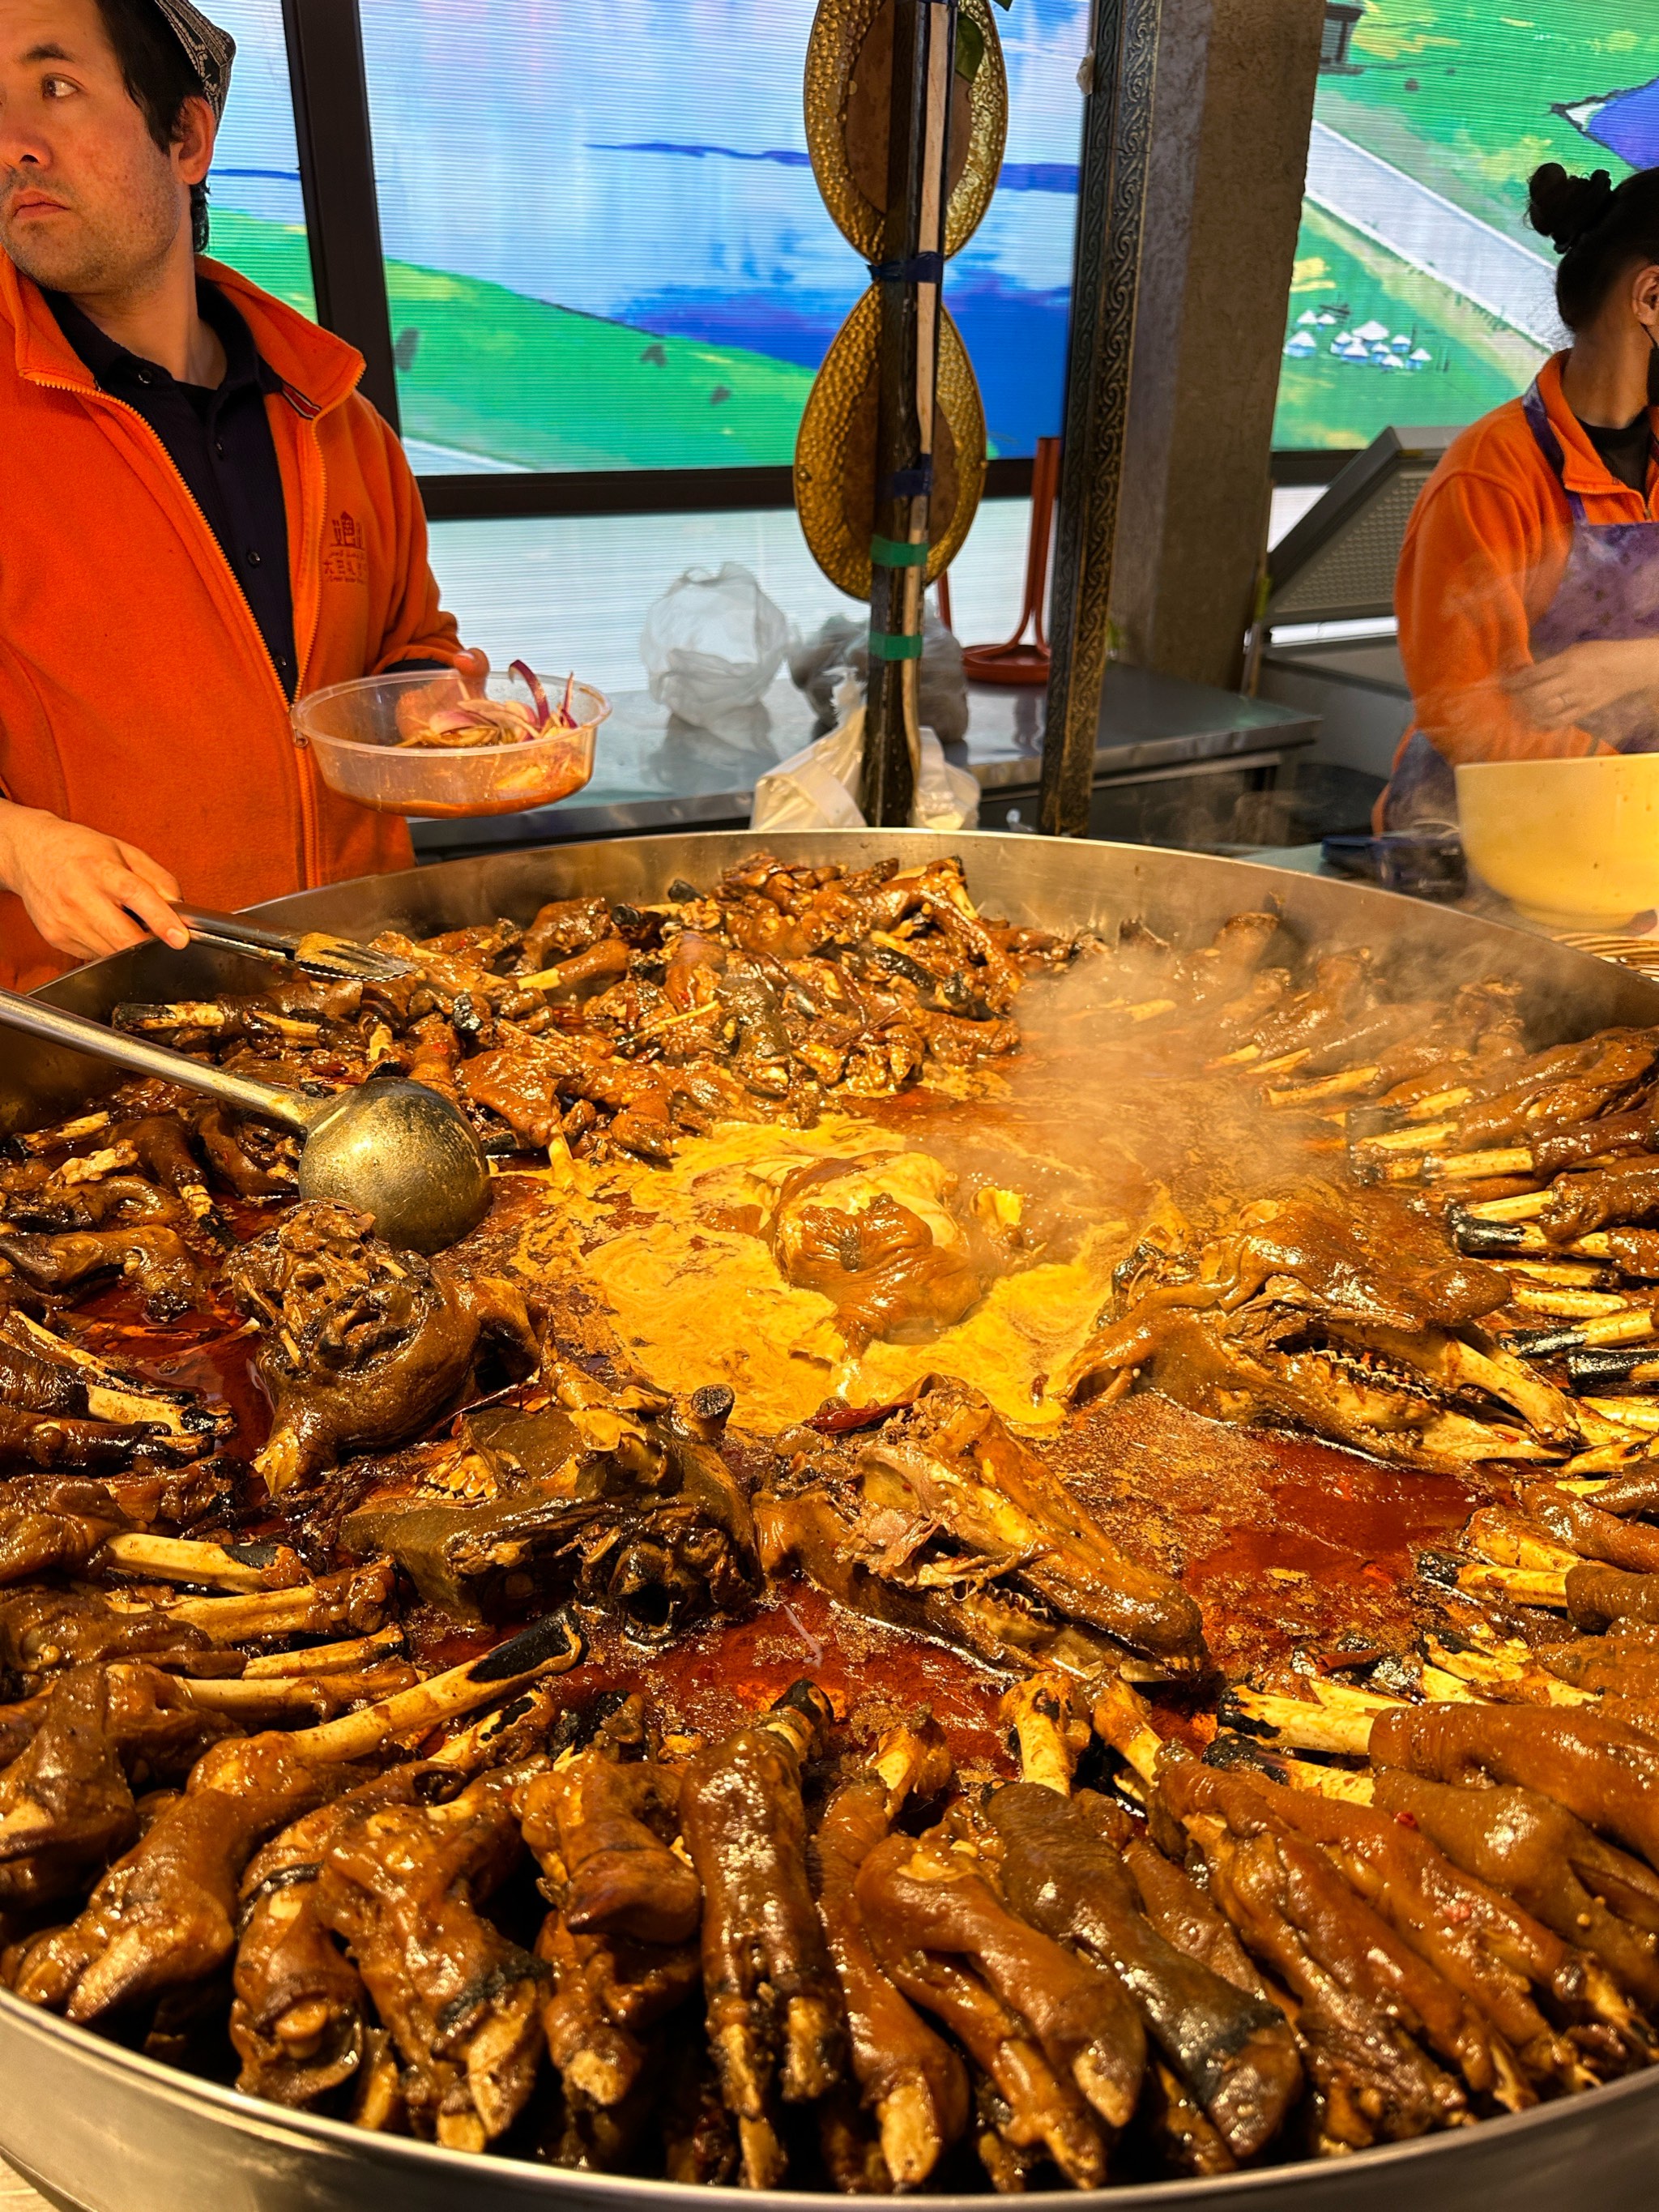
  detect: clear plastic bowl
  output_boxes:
[292,667,608,819]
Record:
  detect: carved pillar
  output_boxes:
[1039,0,1162,838]
[1108,0,1324,689]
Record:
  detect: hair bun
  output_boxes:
[1527,162,1617,254]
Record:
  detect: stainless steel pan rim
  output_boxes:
[4,830,1659,2212]
[24,830,1659,1074]
[3,1978,1656,2211]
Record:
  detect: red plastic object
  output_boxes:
[953,437,1061,686]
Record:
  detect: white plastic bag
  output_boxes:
[639,562,790,736]
[750,706,869,831]
[914,728,980,833]
[788,609,970,745]
[751,681,979,833]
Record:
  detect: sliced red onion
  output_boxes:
[557,671,578,728]
[510,658,552,729]
[426,706,488,734]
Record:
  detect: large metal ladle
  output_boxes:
[0,986,492,1253]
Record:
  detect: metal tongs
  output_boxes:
[173,903,416,982]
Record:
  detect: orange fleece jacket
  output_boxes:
[1391,351,1659,797]
[0,252,463,990]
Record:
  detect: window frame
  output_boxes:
[279,0,401,433]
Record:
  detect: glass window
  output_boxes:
[1275,2,1659,450]
[358,0,1090,476]
[422,502,1038,855]
[428,502,1034,693]
[957,0,1090,460]
[199,0,314,321]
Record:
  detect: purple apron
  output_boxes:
[1383,379,1659,828]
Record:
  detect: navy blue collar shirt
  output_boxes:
[45,276,301,699]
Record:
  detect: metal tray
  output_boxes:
[3,830,1657,2212]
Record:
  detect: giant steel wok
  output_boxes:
[2,829,1658,2212]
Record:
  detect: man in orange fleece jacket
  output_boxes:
[0,0,480,989]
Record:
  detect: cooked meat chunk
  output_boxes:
[232,1764,463,2109]
[0,1586,212,1686]
[766,1155,987,1350]
[679,1686,844,2188]
[851,1379,1206,1671]
[226,1202,537,1491]
[1371,1770,1659,2016]
[312,1769,545,2150]
[0,1479,131,1582]
[518,1753,698,1945]
[1369,1703,1659,1876]
[1156,1763,1471,2145]
[535,1905,700,2111]
[813,1745,969,2189]
[987,1784,1302,2155]
[9,1735,347,2020]
[0,1226,203,1318]
[0,1663,228,1908]
[856,1826,1147,2138]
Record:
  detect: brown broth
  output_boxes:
[31,928,1516,1743]
[579,1582,1010,1772]
[61,1278,271,1460]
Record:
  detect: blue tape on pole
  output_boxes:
[878,464,933,500]
[867,252,945,284]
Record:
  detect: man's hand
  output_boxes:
[1504,639,1659,731]
[0,804,190,963]
[391,648,492,743]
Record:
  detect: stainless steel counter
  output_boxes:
[409,664,1318,857]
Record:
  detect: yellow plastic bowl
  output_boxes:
[1456,754,1659,928]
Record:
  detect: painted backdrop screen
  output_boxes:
[1277,2,1659,449]
[194,2,1658,473]
[352,0,1089,474]
[195,0,313,321]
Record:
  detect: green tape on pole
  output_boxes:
[870,534,929,568]
[868,630,925,660]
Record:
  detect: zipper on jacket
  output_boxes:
[293,429,329,886]
[28,370,317,881]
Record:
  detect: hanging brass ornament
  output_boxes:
[794,0,1004,819]
[803,0,1007,261]
[795,289,987,600]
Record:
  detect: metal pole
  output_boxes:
[863,0,957,827]
[1039,0,1161,835]
[0,987,313,1130]
[279,0,403,432]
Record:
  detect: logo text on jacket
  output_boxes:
[324,510,369,587]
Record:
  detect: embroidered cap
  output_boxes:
[147,0,236,119]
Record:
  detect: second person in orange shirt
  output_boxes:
[1383,161,1659,827]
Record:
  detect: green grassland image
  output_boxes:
[1275,2,1659,449]
[1275,203,1542,450]
[202,0,1086,474]
[204,0,1659,468]
[212,211,819,474]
